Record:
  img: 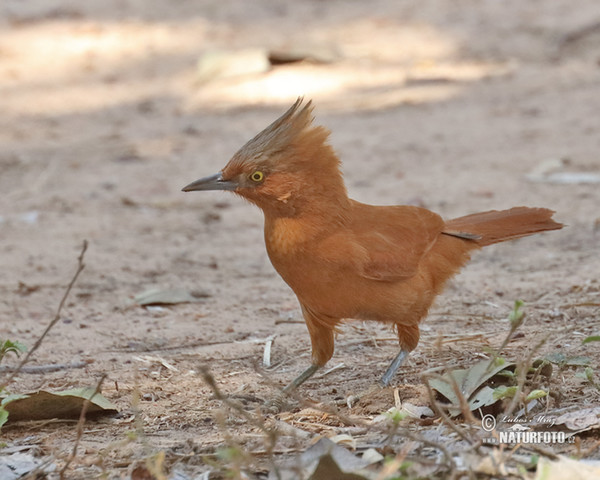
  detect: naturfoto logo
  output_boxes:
[481,414,574,445]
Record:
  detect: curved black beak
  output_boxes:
[182,172,237,192]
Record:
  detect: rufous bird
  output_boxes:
[183,98,563,391]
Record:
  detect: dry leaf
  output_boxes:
[269,438,371,480]
[0,452,55,480]
[134,288,209,306]
[554,406,600,431]
[2,387,117,421]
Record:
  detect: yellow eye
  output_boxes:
[250,171,264,182]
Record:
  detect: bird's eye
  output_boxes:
[250,171,264,182]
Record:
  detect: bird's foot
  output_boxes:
[337,384,381,408]
[263,393,293,414]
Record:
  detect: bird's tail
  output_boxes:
[443,207,563,246]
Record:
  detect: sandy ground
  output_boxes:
[1,0,599,478]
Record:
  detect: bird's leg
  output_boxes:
[379,323,420,386]
[380,349,409,386]
[283,364,320,393]
[275,305,334,400]
[341,349,411,408]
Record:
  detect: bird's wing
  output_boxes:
[317,205,444,282]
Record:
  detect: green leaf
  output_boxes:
[427,358,515,416]
[584,367,595,384]
[530,359,553,378]
[493,385,517,400]
[468,386,496,410]
[544,353,590,367]
[384,408,408,424]
[0,407,8,429]
[216,446,243,462]
[583,335,600,345]
[496,370,517,379]
[0,339,27,362]
[508,300,525,327]
[545,352,566,365]
[1,393,29,406]
[564,356,591,367]
[526,389,548,402]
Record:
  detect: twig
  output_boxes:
[316,362,345,378]
[558,20,600,49]
[339,337,397,347]
[502,333,551,420]
[0,361,88,374]
[401,429,457,476]
[60,374,107,479]
[200,366,274,438]
[0,240,88,390]
[263,334,277,368]
[199,366,281,478]
[423,372,474,444]
[274,318,304,325]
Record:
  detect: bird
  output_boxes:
[182,98,563,391]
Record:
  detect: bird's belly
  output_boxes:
[274,260,430,324]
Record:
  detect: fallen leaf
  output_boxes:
[553,406,600,431]
[310,454,368,480]
[134,288,210,306]
[2,387,117,421]
[329,433,357,449]
[269,438,371,480]
[545,353,590,367]
[361,448,384,465]
[0,452,55,480]
[131,464,155,480]
[400,402,435,418]
[427,358,515,416]
[268,43,341,65]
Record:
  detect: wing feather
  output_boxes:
[317,203,445,282]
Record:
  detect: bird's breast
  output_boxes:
[265,216,314,256]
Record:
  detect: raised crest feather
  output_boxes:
[227,98,317,169]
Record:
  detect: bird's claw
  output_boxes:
[263,394,291,414]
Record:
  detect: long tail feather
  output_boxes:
[443,207,563,246]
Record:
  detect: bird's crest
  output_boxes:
[224,98,332,174]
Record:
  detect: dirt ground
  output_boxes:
[1,0,599,478]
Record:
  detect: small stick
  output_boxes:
[393,388,401,410]
[317,362,345,378]
[262,334,277,368]
[59,374,107,479]
[423,372,474,444]
[0,240,87,390]
[0,361,88,374]
[274,318,304,325]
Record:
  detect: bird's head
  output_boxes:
[182,98,347,216]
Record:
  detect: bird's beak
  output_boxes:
[182,172,237,192]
